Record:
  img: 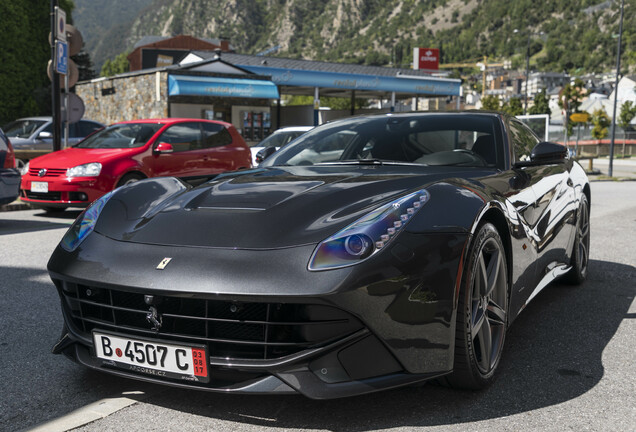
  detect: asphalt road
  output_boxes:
[0,182,634,432]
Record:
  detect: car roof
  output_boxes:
[113,118,233,127]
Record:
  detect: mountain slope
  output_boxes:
[79,0,636,75]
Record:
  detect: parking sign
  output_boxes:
[55,40,68,75]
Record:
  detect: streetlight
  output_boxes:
[514,29,544,115]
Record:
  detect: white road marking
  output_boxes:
[26,392,145,432]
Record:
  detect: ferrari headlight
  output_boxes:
[67,162,102,177]
[60,191,114,252]
[308,189,430,271]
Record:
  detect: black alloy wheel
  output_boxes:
[565,194,590,285]
[443,222,508,389]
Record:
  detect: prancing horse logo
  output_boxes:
[146,306,162,332]
[156,257,172,270]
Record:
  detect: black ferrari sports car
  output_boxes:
[49,112,590,399]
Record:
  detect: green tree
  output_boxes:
[591,109,611,140]
[558,78,587,136]
[618,100,636,157]
[0,0,75,124]
[481,95,501,111]
[528,89,551,115]
[502,97,523,116]
[100,52,130,77]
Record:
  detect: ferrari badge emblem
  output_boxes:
[156,257,172,270]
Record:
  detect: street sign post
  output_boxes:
[54,6,66,42]
[570,112,590,123]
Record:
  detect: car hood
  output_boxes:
[96,165,485,249]
[28,147,141,169]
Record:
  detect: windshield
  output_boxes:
[76,123,163,149]
[3,120,47,138]
[257,130,307,149]
[261,114,501,169]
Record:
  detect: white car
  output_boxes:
[250,126,312,166]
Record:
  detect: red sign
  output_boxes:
[413,48,439,70]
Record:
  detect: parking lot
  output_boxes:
[0,181,634,432]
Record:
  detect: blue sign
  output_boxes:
[55,41,68,75]
[238,65,461,96]
[168,75,280,99]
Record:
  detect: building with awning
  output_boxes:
[75,51,461,144]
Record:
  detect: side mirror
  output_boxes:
[154,142,174,153]
[515,142,568,167]
[38,131,53,140]
[255,147,276,164]
[531,141,568,163]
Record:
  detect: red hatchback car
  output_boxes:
[20,118,252,211]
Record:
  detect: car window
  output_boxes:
[259,131,304,149]
[201,123,233,149]
[156,122,202,152]
[263,115,500,168]
[509,119,539,162]
[76,123,163,148]
[3,120,47,138]
[79,121,103,137]
[69,123,81,138]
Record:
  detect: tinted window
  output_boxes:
[156,122,201,152]
[259,131,305,149]
[76,123,163,148]
[263,115,500,168]
[78,121,103,137]
[201,123,232,148]
[509,120,539,162]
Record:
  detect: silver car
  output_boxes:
[3,116,104,151]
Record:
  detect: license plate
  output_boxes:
[31,181,48,193]
[93,331,209,383]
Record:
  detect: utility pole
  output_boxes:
[609,0,624,178]
[50,0,62,152]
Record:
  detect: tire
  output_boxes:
[443,223,508,390]
[117,173,144,188]
[563,194,590,285]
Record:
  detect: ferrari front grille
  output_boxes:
[57,281,364,361]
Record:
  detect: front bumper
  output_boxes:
[49,230,468,398]
[20,174,109,208]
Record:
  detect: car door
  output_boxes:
[149,122,205,178]
[507,119,576,311]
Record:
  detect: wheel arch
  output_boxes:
[471,205,514,306]
[116,170,147,187]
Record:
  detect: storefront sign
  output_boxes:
[168,75,280,99]
[413,48,440,70]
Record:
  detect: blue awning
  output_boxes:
[168,75,280,99]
